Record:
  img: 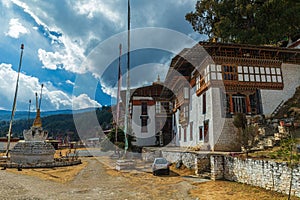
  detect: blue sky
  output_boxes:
[0,0,206,111]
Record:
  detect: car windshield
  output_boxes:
[155,158,168,164]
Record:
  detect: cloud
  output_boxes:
[66,80,75,85]
[72,94,101,110]
[5,18,30,38]
[0,63,100,110]
[72,0,123,26]
[38,34,87,74]
[1,0,205,110]
[1,0,12,8]
[38,49,64,70]
[10,1,88,75]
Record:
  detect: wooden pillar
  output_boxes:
[229,94,234,114]
[246,94,251,114]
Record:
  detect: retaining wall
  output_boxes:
[142,148,210,174]
[211,155,300,197]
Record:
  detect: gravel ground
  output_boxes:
[0,157,196,200]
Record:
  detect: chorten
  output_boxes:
[10,85,55,165]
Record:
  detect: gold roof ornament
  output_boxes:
[32,84,43,128]
[157,74,161,83]
[33,109,42,127]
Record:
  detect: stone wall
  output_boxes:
[211,155,300,197]
[142,148,210,173]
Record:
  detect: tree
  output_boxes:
[233,113,259,157]
[100,127,134,152]
[186,0,300,45]
[277,124,300,200]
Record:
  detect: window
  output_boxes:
[141,102,147,115]
[202,93,206,114]
[141,117,148,133]
[222,65,237,81]
[169,102,173,113]
[276,68,281,75]
[179,126,181,141]
[162,102,170,113]
[184,104,189,119]
[204,120,209,142]
[210,64,222,80]
[199,126,203,141]
[184,128,187,142]
[155,102,161,113]
[184,87,189,99]
[190,122,193,141]
[196,76,200,90]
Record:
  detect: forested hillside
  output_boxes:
[0,106,112,141]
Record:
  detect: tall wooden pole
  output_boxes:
[39,84,44,110]
[27,99,31,128]
[124,0,130,155]
[115,44,122,146]
[6,44,24,157]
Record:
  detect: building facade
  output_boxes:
[166,42,300,151]
[122,80,174,147]
[122,42,300,151]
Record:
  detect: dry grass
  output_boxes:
[2,148,87,184]
[7,160,87,183]
[104,164,184,198]
[190,181,300,200]
[169,163,195,176]
[2,151,299,199]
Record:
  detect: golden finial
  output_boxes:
[32,84,43,127]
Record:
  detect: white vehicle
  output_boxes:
[152,157,170,175]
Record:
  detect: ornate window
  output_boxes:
[222,65,237,81]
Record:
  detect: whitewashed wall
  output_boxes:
[261,63,300,115]
[132,101,156,147]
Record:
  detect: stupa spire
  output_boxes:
[32,84,43,127]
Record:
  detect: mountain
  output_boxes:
[0,106,112,141]
[0,107,98,121]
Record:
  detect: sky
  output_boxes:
[0,0,206,111]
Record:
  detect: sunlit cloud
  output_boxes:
[0,63,100,111]
[5,18,30,38]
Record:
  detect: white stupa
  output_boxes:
[10,89,55,165]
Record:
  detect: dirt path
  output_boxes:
[0,157,297,200]
[0,157,194,200]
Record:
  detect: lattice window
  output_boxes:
[210,64,222,80]
[222,65,238,81]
